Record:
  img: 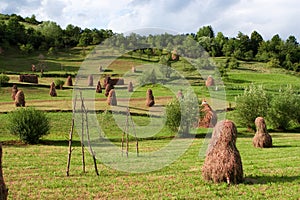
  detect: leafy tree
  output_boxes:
[250,30,263,56]
[196,25,215,39]
[38,21,63,48]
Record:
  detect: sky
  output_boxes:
[0,0,299,40]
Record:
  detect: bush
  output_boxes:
[8,107,50,144]
[54,79,65,89]
[235,84,269,130]
[267,86,300,130]
[0,74,9,86]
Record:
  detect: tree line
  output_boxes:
[0,13,299,72]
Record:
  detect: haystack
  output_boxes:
[88,75,93,86]
[104,76,111,88]
[128,82,133,92]
[205,75,215,87]
[31,64,36,72]
[107,89,117,106]
[146,89,155,107]
[198,101,217,128]
[177,90,184,99]
[15,90,25,107]
[202,120,244,184]
[11,85,18,100]
[66,76,73,86]
[105,83,114,97]
[96,81,102,93]
[253,117,272,148]
[19,74,38,84]
[49,82,57,97]
[131,66,136,73]
[0,144,8,200]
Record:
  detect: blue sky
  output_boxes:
[0,0,299,40]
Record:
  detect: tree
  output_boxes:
[250,30,263,56]
[196,25,215,39]
[38,21,63,48]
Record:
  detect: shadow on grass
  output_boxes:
[244,175,300,185]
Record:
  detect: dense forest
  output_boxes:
[0,13,299,72]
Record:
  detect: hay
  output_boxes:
[205,75,215,87]
[198,101,217,128]
[31,64,36,72]
[11,85,18,100]
[253,117,272,148]
[66,76,73,86]
[105,83,114,97]
[107,89,117,106]
[96,81,102,93]
[19,74,38,84]
[128,82,133,92]
[176,90,184,99]
[49,82,57,97]
[88,75,93,86]
[202,120,244,184]
[0,144,8,200]
[131,66,136,73]
[146,89,155,107]
[104,76,111,88]
[15,90,25,107]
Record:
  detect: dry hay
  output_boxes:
[49,82,57,97]
[128,81,133,92]
[131,66,136,73]
[11,85,18,100]
[31,64,36,72]
[253,117,272,148]
[66,76,73,86]
[146,89,155,107]
[99,66,103,72]
[15,90,25,107]
[110,78,124,85]
[104,76,111,88]
[105,83,114,97]
[198,101,217,128]
[202,120,244,184]
[96,81,102,93]
[176,90,184,99]
[0,144,8,200]
[205,75,215,87]
[107,89,117,106]
[19,74,38,84]
[171,50,179,61]
[88,75,93,86]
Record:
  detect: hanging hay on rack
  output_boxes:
[128,82,133,92]
[253,117,272,148]
[205,75,215,87]
[49,82,57,97]
[66,76,73,86]
[11,84,18,100]
[198,101,217,128]
[88,75,93,86]
[19,74,38,84]
[146,89,155,107]
[202,120,243,184]
[107,89,117,106]
[96,81,102,93]
[15,90,25,107]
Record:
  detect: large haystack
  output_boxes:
[253,117,272,148]
[128,82,133,92]
[96,81,102,93]
[198,101,217,128]
[105,83,114,97]
[11,85,18,100]
[0,144,8,200]
[202,120,244,184]
[49,82,57,97]
[66,76,73,86]
[15,90,25,107]
[88,75,93,86]
[107,89,117,106]
[146,89,155,107]
[205,75,215,87]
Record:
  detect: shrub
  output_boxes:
[0,74,9,86]
[8,107,50,144]
[235,84,269,130]
[267,86,300,130]
[54,79,65,89]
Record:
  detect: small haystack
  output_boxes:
[253,117,272,148]
[131,66,136,73]
[105,83,114,97]
[198,101,217,128]
[177,90,184,99]
[107,89,117,106]
[31,64,36,72]
[104,76,111,88]
[11,85,18,100]
[49,82,57,97]
[66,76,73,86]
[202,120,244,184]
[0,144,8,200]
[146,89,155,107]
[128,82,133,92]
[96,81,102,93]
[88,75,93,86]
[205,75,215,87]
[15,90,25,107]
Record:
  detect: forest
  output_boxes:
[0,13,299,72]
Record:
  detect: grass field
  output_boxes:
[0,47,299,199]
